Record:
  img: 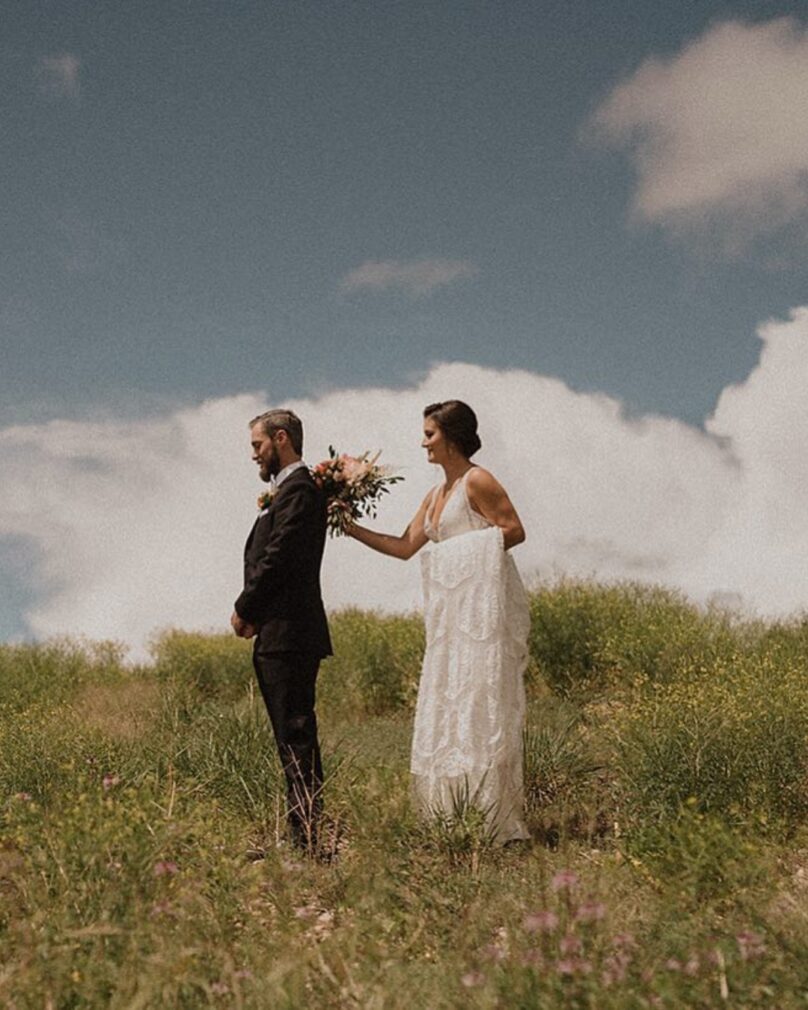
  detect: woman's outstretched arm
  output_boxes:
[466,468,526,550]
[346,491,431,560]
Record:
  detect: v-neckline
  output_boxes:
[428,467,473,532]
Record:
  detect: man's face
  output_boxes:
[250,423,282,482]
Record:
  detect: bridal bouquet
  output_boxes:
[311,447,403,536]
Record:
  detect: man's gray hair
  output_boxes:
[250,409,304,454]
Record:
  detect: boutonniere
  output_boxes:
[257,488,277,511]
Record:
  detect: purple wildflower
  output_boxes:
[523,910,559,934]
[736,930,766,961]
[601,952,630,986]
[150,900,175,918]
[551,869,579,891]
[575,901,606,923]
[460,971,486,988]
[520,949,544,968]
[480,944,507,964]
[555,958,592,976]
[559,934,582,956]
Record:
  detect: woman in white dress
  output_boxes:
[347,401,531,843]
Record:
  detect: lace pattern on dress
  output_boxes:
[412,473,530,843]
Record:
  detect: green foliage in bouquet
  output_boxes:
[311,446,404,536]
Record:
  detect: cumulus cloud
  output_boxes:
[37,54,81,101]
[590,18,808,246]
[341,258,478,296]
[2,308,808,657]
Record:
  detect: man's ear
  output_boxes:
[274,429,289,447]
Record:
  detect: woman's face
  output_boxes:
[422,417,450,465]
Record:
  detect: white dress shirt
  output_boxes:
[274,459,308,488]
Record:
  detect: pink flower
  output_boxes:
[665,958,682,972]
[13,792,32,802]
[150,900,175,918]
[460,971,486,988]
[736,930,766,961]
[683,954,700,976]
[559,934,582,956]
[523,910,559,934]
[341,457,370,482]
[601,953,630,985]
[550,869,579,891]
[153,860,179,877]
[102,773,120,791]
[574,901,606,923]
[555,958,592,976]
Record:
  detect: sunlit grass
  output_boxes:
[2,582,808,1006]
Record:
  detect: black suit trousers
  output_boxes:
[252,649,323,845]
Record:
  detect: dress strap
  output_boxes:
[424,483,441,534]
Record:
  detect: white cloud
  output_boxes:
[2,309,808,658]
[37,54,81,101]
[341,258,478,296]
[590,18,808,245]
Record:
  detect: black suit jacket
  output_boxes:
[235,466,332,658]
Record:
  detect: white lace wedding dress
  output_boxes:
[411,469,530,843]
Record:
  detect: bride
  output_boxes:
[346,400,530,843]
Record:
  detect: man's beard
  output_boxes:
[259,447,281,482]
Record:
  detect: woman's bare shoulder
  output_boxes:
[466,466,501,492]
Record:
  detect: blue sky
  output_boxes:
[3,1,808,647]
[4,0,807,428]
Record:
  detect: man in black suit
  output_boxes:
[231,409,332,851]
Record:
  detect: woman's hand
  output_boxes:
[343,490,431,559]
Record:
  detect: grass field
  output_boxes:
[3,581,808,1007]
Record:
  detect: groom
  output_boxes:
[231,408,332,851]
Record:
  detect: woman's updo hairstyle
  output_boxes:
[423,400,482,459]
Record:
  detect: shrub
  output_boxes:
[528,580,738,698]
[0,638,126,712]
[156,688,285,824]
[612,653,808,832]
[754,612,808,666]
[0,704,130,802]
[623,807,768,904]
[319,609,424,716]
[150,629,253,699]
[523,717,600,813]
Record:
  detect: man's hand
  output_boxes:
[231,611,257,638]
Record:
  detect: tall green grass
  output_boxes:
[3,582,808,1006]
[0,637,126,711]
[528,579,742,696]
[320,608,424,716]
